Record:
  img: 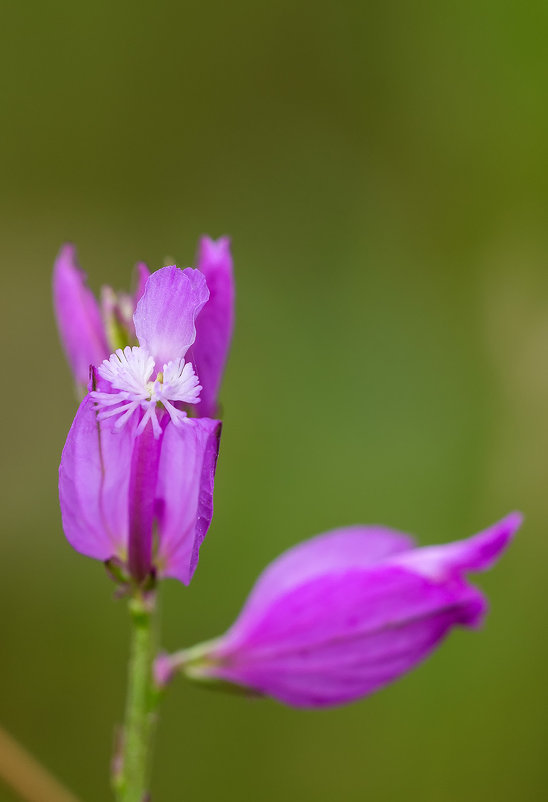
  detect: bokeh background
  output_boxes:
[1,1,547,800]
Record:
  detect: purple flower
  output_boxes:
[53,238,234,414]
[59,266,223,584]
[166,513,521,706]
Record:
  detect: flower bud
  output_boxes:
[168,514,521,707]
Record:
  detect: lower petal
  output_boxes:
[392,512,522,581]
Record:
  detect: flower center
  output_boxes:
[91,346,201,437]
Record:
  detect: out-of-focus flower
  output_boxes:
[52,238,234,414]
[162,513,521,706]
[100,261,150,351]
[59,266,223,584]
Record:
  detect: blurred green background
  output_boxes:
[1,1,547,800]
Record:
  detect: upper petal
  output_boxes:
[191,236,235,417]
[222,526,416,643]
[134,266,209,367]
[53,244,109,386]
[155,417,222,584]
[391,512,522,580]
[59,394,136,561]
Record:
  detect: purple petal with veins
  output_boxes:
[134,266,209,368]
[155,418,222,584]
[59,394,136,562]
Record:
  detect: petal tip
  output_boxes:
[53,242,79,278]
[198,235,233,269]
[474,510,523,565]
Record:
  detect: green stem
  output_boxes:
[114,592,157,802]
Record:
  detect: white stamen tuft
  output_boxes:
[91,346,201,437]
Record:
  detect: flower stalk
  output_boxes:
[114,591,158,802]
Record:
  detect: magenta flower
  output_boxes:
[53,237,234,414]
[59,266,223,584]
[166,513,521,706]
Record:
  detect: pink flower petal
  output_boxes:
[134,266,209,367]
[127,420,162,582]
[133,261,150,306]
[191,236,235,417]
[59,395,137,561]
[392,512,522,580]
[226,526,416,644]
[53,244,109,386]
[155,418,221,584]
